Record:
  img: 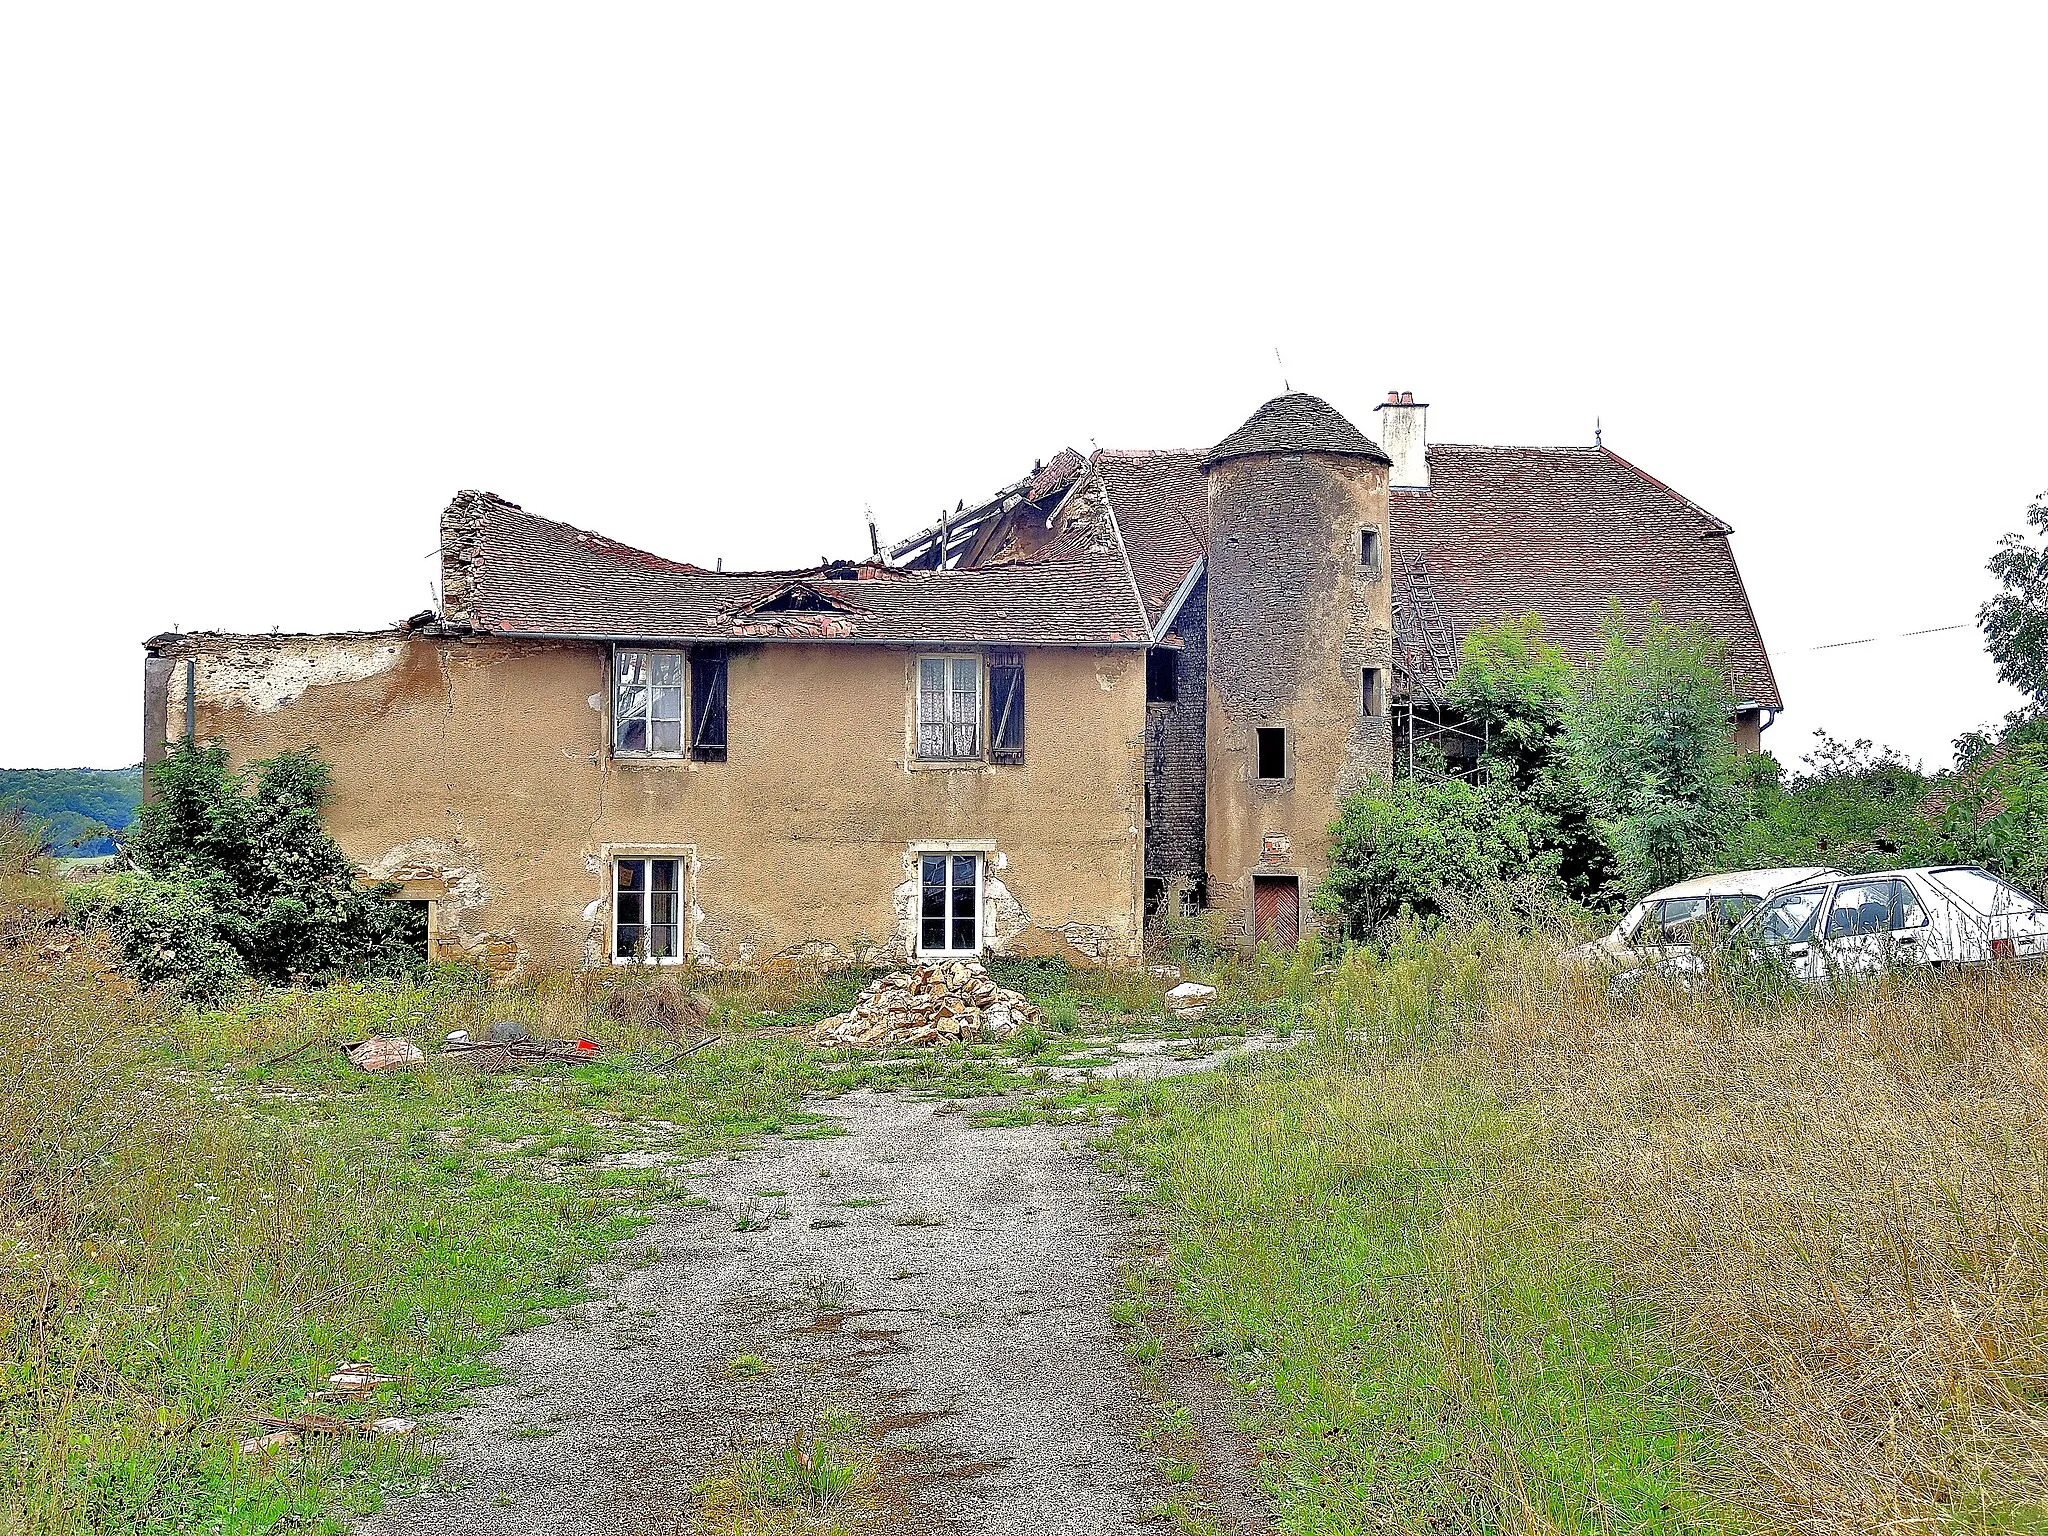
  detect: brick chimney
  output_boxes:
[1371,390,1429,489]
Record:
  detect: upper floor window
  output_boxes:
[918,655,982,761]
[1360,528,1382,576]
[689,646,728,762]
[1146,648,1180,704]
[615,646,726,761]
[615,649,684,755]
[1256,727,1287,780]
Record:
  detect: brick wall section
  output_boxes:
[1144,573,1207,900]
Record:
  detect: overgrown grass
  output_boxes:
[1113,924,2048,1533]
[0,907,1215,1535]
[0,914,835,1535]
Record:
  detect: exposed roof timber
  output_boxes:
[1149,554,1206,645]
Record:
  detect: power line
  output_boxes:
[1809,622,1971,652]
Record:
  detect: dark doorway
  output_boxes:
[1253,874,1300,948]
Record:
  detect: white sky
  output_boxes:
[3,2,2043,771]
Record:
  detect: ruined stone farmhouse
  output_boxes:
[142,391,1780,976]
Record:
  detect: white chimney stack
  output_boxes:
[1372,390,1429,489]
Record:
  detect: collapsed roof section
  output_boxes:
[430,393,1778,702]
[440,490,1155,647]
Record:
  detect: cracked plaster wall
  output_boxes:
[1204,452,1395,942]
[146,632,1149,974]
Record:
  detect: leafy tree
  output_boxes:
[0,766,140,856]
[1567,604,1743,897]
[1933,743,2048,894]
[73,742,423,999]
[1447,614,1612,900]
[1317,773,1539,936]
[1725,732,1936,873]
[1979,491,2048,712]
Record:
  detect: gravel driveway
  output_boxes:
[359,1083,1261,1535]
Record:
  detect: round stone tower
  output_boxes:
[1200,393,1395,947]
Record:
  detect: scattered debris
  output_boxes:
[242,1406,419,1455]
[1147,964,1183,983]
[440,1035,599,1065]
[1165,980,1217,1020]
[345,1036,425,1072]
[649,1033,725,1071]
[324,1363,397,1398]
[488,1020,531,1044]
[810,961,1040,1048]
[258,1039,318,1070]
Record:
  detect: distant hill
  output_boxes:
[0,765,144,857]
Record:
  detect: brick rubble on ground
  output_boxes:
[810,960,1040,1048]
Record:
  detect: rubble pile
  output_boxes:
[810,960,1040,1048]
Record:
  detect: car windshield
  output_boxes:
[1714,894,1762,926]
[1743,885,1828,947]
[1929,867,2043,917]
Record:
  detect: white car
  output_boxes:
[1568,867,1837,970]
[1626,865,2048,989]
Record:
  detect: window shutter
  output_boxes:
[690,646,728,762]
[990,652,1024,764]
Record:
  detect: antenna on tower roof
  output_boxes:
[1595,416,1604,448]
[1274,347,1291,393]
[865,504,880,560]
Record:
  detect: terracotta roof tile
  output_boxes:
[462,500,1151,646]
[1390,444,1780,708]
[1095,452,1209,625]
[1203,393,1391,468]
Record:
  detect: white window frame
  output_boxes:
[916,653,983,762]
[612,854,687,965]
[613,647,688,759]
[914,849,984,957]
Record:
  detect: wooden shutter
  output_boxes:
[989,651,1024,764]
[689,646,728,762]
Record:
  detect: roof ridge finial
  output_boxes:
[1273,346,1290,393]
[1595,416,1603,449]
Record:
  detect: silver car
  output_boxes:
[1622,865,2048,989]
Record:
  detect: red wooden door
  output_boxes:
[1253,875,1300,947]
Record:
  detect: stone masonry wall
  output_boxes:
[1204,453,1395,943]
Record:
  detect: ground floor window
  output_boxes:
[919,853,981,956]
[615,856,682,961]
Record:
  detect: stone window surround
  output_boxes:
[909,839,991,958]
[600,842,698,966]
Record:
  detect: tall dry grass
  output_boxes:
[1120,921,2048,1531]
[1488,960,2048,1532]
